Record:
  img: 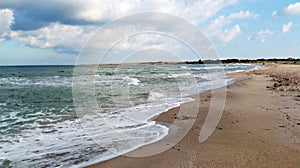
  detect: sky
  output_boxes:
[0,0,300,65]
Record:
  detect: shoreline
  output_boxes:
[84,66,247,167]
[88,64,300,167]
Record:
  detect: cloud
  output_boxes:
[205,10,258,42]
[256,29,274,42]
[282,21,292,33]
[0,0,237,31]
[283,2,300,15]
[141,0,238,24]
[0,0,141,30]
[0,0,239,52]
[14,23,94,52]
[226,10,258,20]
[247,35,252,41]
[219,25,242,42]
[0,9,14,41]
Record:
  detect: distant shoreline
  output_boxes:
[83,58,300,66]
[1,58,299,67]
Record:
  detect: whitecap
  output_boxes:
[168,72,191,78]
[180,65,188,69]
[123,76,140,86]
[147,91,165,102]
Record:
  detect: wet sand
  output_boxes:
[88,64,300,168]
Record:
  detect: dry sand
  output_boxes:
[88,64,300,168]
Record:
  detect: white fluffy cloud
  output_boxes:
[69,0,141,22]
[140,0,238,24]
[0,0,239,51]
[0,0,237,29]
[284,2,300,15]
[15,23,94,50]
[226,10,258,20]
[67,0,238,24]
[272,11,278,17]
[219,25,242,42]
[205,10,257,42]
[256,29,274,42]
[0,9,14,41]
[282,21,292,33]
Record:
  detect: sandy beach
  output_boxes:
[89,64,300,168]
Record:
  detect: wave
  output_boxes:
[123,76,141,86]
[180,65,188,69]
[168,72,191,78]
[147,91,165,102]
[0,94,194,167]
[0,76,71,88]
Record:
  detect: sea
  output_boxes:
[0,64,262,167]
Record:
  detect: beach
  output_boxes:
[89,64,300,168]
[2,1,300,167]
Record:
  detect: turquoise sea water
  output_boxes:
[0,64,262,167]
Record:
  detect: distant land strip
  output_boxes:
[82,58,300,66]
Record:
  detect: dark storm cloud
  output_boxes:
[0,0,102,30]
